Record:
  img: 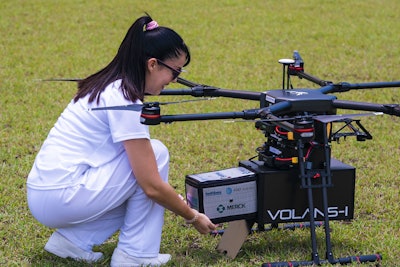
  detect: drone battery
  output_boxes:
[239,158,355,224]
[185,167,257,224]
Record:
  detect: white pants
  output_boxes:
[27,139,169,258]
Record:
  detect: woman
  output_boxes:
[27,15,216,266]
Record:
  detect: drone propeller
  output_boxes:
[192,111,384,126]
[313,112,384,123]
[177,77,203,87]
[40,78,82,82]
[223,116,297,124]
[88,98,214,112]
[41,77,203,88]
[89,103,143,112]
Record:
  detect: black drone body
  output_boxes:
[154,51,399,266]
[261,88,337,114]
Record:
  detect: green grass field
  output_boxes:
[1,0,399,266]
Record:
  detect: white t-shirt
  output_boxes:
[27,80,150,190]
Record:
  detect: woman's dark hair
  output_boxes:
[74,14,191,103]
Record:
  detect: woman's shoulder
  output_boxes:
[105,79,122,92]
[101,80,142,106]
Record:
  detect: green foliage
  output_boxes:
[1,0,399,266]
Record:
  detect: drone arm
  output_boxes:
[292,70,333,87]
[345,81,400,90]
[324,81,400,93]
[143,99,291,125]
[204,88,261,100]
[333,100,400,116]
[258,101,292,117]
[157,109,260,124]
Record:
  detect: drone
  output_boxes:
[46,51,400,266]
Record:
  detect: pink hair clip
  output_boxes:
[146,20,159,31]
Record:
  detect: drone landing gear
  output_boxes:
[214,220,324,261]
[263,255,383,267]
[262,123,382,267]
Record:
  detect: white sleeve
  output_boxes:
[99,81,151,143]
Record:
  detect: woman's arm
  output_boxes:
[123,138,216,234]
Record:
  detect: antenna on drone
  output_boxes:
[278,58,295,90]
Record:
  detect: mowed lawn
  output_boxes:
[1,1,399,266]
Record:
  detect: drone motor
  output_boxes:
[140,103,161,125]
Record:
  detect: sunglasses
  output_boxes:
[156,59,185,80]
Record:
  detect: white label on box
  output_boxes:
[190,167,255,183]
[203,181,257,219]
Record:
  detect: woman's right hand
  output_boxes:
[190,212,217,234]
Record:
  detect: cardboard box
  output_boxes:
[185,167,257,223]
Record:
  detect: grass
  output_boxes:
[1,0,399,266]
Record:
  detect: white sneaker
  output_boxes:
[44,231,103,263]
[111,247,171,267]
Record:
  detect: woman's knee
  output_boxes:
[150,139,169,180]
[150,139,169,162]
